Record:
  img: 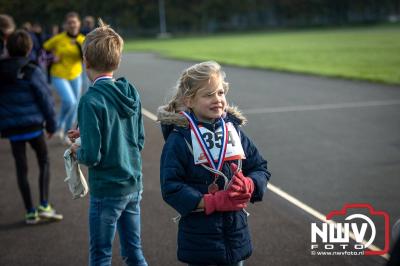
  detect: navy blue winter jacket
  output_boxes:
[0,57,56,137]
[159,106,271,265]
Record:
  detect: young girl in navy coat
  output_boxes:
[158,61,271,266]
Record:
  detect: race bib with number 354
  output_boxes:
[191,122,245,165]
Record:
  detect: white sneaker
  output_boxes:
[38,204,63,221]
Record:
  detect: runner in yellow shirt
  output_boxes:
[43,12,84,144]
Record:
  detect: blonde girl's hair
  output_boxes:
[166,61,229,113]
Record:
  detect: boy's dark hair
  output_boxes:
[6,30,33,57]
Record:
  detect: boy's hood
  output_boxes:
[157,104,247,140]
[0,57,30,83]
[91,77,139,118]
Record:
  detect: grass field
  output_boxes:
[125,25,400,85]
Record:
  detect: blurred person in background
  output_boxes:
[81,16,95,35]
[0,14,15,58]
[43,12,84,144]
[388,238,400,266]
[43,24,61,83]
[0,30,63,224]
[51,24,60,37]
[388,220,400,266]
[80,15,95,95]
[31,22,49,74]
[32,22,45,47]
[22,22,41,64]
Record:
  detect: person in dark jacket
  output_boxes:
[388,237,400,266]
[158,61,271,265]
[0,30,62,224]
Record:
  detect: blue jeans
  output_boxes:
[89,191,148,266]
[52,76,82,133]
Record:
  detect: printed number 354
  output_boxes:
[201,131,235,149]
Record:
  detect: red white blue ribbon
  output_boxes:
[93,74,113,85]
[181,111,228,171]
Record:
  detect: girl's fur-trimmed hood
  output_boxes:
[157,105,247,127]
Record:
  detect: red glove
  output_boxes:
[203,190,249,215]
[228,163,255,198]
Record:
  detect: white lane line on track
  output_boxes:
[141,107,389,260]
[242,100,400,114]
[142,108,158,121]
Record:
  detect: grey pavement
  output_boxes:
[1,53,399,265]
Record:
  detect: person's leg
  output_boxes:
[28,134,49,205]
[52,76,77,133]
[89,195,126,266]
[64,76,82,132]
[10,140,33,211]
[117,191,148,266]
[70,75,82,100]
[27,134,63,221]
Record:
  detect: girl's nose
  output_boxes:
[213,93,222,102]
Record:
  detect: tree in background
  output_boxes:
[1,0,399,36]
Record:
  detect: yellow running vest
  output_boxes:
[44,32,85,80]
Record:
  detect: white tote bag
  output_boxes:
[63,138,88,199]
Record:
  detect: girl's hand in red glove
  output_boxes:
[228,163,255,198]
[203,190,249,215]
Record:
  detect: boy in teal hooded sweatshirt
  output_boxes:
[69,20,147,266]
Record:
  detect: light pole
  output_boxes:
[158,0,169,38]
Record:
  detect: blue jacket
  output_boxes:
[158,106,271,265]
[0,57,56,137]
